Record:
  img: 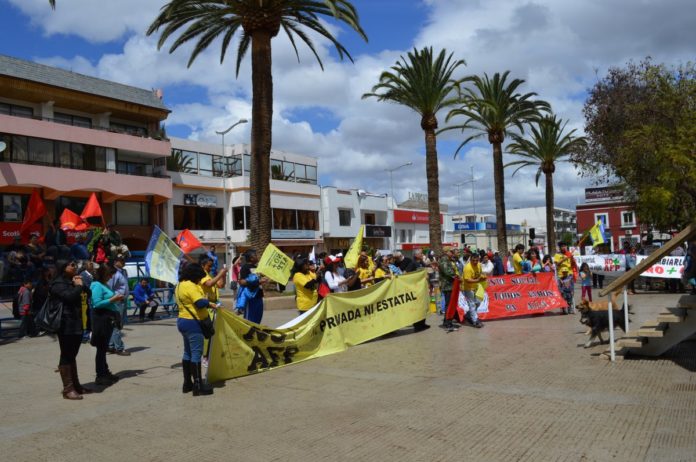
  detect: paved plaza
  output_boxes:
[1,290,695,462]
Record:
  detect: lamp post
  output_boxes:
[456,167,477,216]
[216,118,248,264]
[385,161,412,249]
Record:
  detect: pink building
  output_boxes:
[0,55,172,249]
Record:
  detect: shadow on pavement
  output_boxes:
[125,346,150,354]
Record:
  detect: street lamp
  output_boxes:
[456,166,477,217]
[216,118,248,265]
[384,161,412,249]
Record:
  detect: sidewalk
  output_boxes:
[1,290,695,461]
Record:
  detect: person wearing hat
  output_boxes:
[107,256,131,356]
[324,255,350,293]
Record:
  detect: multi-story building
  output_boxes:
[505,206,576,251]
[167,138,321,263]
[0,55,171,250]
[576,186,640,252]
[320,187,391,254]
[451,213,525,251]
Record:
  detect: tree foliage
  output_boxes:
[575,59,696,230]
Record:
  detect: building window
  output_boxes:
[364,213,376,225]
[232,206,249,230]
[338,209,351,227]
[110,122,147,137]
[116,160,153,177]
[54,112,92,129]
[621,211,635,227]
[272,209,298,230]
[173,205,223,230]
[0,102,33,118]
[297,210,319,230]
[115,201,149,226]
[594,213,609,228]
[399,229,406,243]
[1,194,27,222]
[407,229,413,242]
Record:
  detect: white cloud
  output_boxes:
[15,0,696,216]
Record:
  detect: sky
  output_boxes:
[1,0,695,216]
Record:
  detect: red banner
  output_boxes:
[1,222,42,245]
[478,272,567,320]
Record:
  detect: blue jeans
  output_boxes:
[177,318,204,363]
[108,302,127,351]
[463,290,480,323]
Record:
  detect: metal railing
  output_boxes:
[599,223,695,361]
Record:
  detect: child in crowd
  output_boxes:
[559,269,575,314]
[579,262,593,301]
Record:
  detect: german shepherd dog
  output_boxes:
[576,299,628,348]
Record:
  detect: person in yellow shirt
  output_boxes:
[176,263,219,397]
[292,257,319,314]
[356,254,375,287]
[512,244,525,274]
[200,257,228,304]
[461,253,485,328]
[553,241,573,275]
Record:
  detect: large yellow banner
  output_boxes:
[207,270,430,382]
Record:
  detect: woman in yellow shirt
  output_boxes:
[176,263,219,396]
[356,254,375,287]
[292,257,319,314]
[200,257,228,303]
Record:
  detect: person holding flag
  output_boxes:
[461,253,485,328]
[238,249,268,324]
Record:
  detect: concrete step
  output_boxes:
[600,347,628,361]
[640,320,661,328]
[638,323,667,338]
[656,307,687,323]
[617,336,647,348]
[678,295,696,309]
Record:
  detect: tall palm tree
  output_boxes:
[147,1,366,251]
[362,47,465,256]
[443,71,550,255]
[506,115,587,254]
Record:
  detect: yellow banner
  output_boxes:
[343,225,364,269]
[589,220,605,247]
[256,243,294,285]
[207,270,430,382]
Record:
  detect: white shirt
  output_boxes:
[324,271,347,293]
[481,260,494,277]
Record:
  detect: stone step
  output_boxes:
[678,295,696,309]
[638,323,666,338]
[617,336,647,348]
[656,307,687,323]
[600,347,628,361]
[640,320,661,328]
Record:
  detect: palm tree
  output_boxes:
[443,71,550,255]
[362,47,465,256]
[147,1,366,250]
[506,115,587,254]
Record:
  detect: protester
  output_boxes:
[200,257,228,305]
[89,264,122,386]
[205,245,219,276]
[292,256,319,313]
[625,244,639,294]
[528,249,542,273]
[17,278,35,338]
[492,251,505,276]
[175,263,219,396]
[373,255,393,284]
[133,278,159,322]
[79,261,96,343]
[579,262,593,301]
[26,234,46,268]
[93,235,110,265]
[107,256,130,356]
[461,253,485,328]
[104,224,129,260]
[541,255,555,273]
[356,254,375,288]
[238,249,268,324]
[45,219,69,261]
[481,254,494,282]
[559,269,575,314]
[438,248,460,331]
[324,256,351,292]
[512,244,525,274]
[399,249,430,332]
[51,260,92,400]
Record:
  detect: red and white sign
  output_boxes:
[393,209,443,224]
[0,222,42,245]
[401,242,459,250]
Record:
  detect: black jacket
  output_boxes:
[50,276,89,336]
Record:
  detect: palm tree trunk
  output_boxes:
[545,170,556,255]
[249,30,273,251]
[424,127,442,256]
[492,141,508,254]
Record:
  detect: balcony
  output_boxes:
[0,113,170,158]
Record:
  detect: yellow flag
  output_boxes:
[256,243,294,285]
[475,283,485,300]
[588,220,605,247]
[343,225,364,269]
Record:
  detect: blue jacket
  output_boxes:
[133,282,154,304]
[90,281,119,312]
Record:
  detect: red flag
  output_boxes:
[59,208,85,231]
[20,189,47,234]
[80,192,104,225]
[444,277,466,323]
[176,229,203,254]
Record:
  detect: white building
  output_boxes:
[167,138,321,263]
[505,206,576,250]
[320,187,391,254]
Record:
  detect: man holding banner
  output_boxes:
[461,253,485,328]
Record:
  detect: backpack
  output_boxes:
[12,289,21,319]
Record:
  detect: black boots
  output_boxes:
[191,362,213,396]
[182,360,193,393]
[58,364,83,400]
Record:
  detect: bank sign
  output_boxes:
[454,222,522,231]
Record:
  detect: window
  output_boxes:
[11,135,28,162]
[399,229,406,243]
[364,213,376,225]
[273,209,297,230]
[297,210,319,230]
[621,211,635,227]
[338,209,351,227]
[198,153,214,176]
[110,122,147,137]
[271,159,284,180]
[54,112,92,128]
[29,138,54,165]
[0,102,33,118]
[115,201,149,226]
[594,213,609,228]
[282,161,295,181]
[173,205,223,230]
[407,229,413,242]
[1,194,27,222]
[305,165,317,184]
[232,206,249,230]
[116,160,153,176]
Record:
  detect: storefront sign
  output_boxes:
[585,186,625,203]
[454,222,522,231]
[0,222,42,245]
[271,229,315,239]
[184,194,217,207]
[394,209,443,224]
[365,225,391,238]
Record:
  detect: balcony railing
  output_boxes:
[1,158,169,179]
[30,114,167,141]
